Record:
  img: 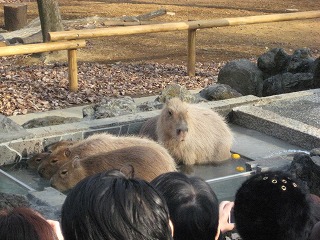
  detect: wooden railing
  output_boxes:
[1,11,319,92]
[48,10,320,82]
[0,40,86,91]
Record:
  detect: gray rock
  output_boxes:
[287,48,314,74]
[311,148,320,157]
[217,59,264,96]
[199,83,242,101]
[262,72,314,96]
[0,114,32,142]
[137,100,163,112]
[83,96,137,120]
[156,84,197,103]
[0,192,30,209]
[257,48,291,78]
[22,116,81,129]
[289,153,320,196]
[313,57,320,88]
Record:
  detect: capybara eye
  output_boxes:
[61,170,68,175]
[35,158,42,162]
[168,110,173,116]
[51,159,58,164]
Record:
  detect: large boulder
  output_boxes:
[262,72,314,96]
[313,57,320,88]
[257,48,291,78]
[287,48,315,74]
[217,59,264,96]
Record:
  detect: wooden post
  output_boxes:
[68,49,78,92]
[187,29,196,77]
[4,4,27,31]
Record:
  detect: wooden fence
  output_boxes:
[1,10,319,92]
[0,40,86,91]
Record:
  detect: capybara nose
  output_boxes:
[176,125,188,136]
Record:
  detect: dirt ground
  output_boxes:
[1,0,319,64]
[0,0,319,116]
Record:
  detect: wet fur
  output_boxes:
[157,98,233,165]
[51,145,177,192]
[38,133,176,179]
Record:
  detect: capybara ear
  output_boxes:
[72,156,81,169]
[120,164,135,179]
[64,148,71,157]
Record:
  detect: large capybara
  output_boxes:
[156,97,233,165]
[139,116,158,141]
[38,133,176,179]
[50,145,177,192]
[26,140,75,169]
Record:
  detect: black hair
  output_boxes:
[151,172,219,240]
[61,169,173,240]
[234,170,314,240]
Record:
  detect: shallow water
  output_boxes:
[0,155,251,201]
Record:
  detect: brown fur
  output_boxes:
[26,140,75,170]
[139,116,158,141]
[50,145,177,192]
[38,133,176,179]
[156,97,233,165]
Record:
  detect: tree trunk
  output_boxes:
[36,0,64,42]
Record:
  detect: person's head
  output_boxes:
[151,172,220,240]
[61,169,173,240]
[234,170,314,240]
[0,207,58,240]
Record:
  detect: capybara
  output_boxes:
[50,145,177,192]
[156,97,233,165]
[38,133,176,179]
[139,116,158,141]
[26,140,75,169]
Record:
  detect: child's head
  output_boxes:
[234,171,314,240]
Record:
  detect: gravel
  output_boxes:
[0,55,225,116]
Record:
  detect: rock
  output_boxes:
[199,83,242,101]
[83,96,137,120]
[0,192,30,209]
[156,84,197,103]
[22,116,81,129]
[313,57,320,88]
[257,48,291,78]
[217,59,264,96]
[262,72,314,96]
[137,100,163,112]
[311,148,320,157]
[289,153,320,196]
[287,48,314,74]
[0,114,32,142]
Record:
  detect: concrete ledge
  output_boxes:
[232,105,320,150]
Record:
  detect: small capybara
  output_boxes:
[26,140,75,169]
[156,97,233,165]
[38,133,176,179]
[50,145,177,192]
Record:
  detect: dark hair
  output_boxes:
[234,171,314,240]
[61,169,173,240]
[151,172,219,240]
[0,207,58,240]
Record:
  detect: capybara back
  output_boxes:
[50,145,177,192]
[38,133,175,179]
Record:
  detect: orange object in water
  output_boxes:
[232,153,241,159]
[236,166,245,172]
